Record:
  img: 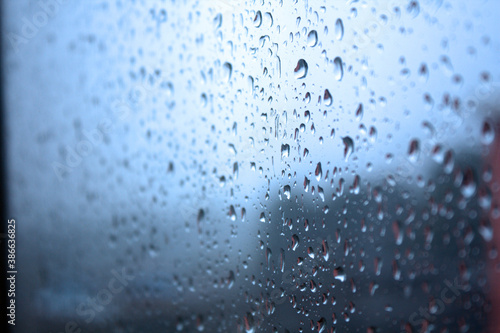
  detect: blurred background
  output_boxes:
[2,0,500,332]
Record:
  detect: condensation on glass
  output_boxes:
[3,0,500,332]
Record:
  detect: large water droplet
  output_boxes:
[294,59,308,79]
[307,30,318,47]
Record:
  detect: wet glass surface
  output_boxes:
[3,0,500,332]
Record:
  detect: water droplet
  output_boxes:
[461,167,476,198]
[479,219,493,242]
[482,119,495,145]
[304,176,310,192]
[392,221,403,245]
[294,59,308,79]
[333,57,343,81]
[266,247,272,266]
[307,247,315,259]
[315,162,322,181]
[197,209,205,233]
[342,136,354,161]
[419,63,429,81]
[222,62,232,83]
[307,30,318,47]
[213,13,222,29]
[431,144,444,163]
[324,89,332,106]
[322,240,329,261]
[355,103,363,121]
[243,312,255,333]
[260,212,266,223]
[333,267,346,282]
[291,234,300,251]
[283,185,291,199]
[253,11,262,27]
[408,139,420,163]
[200,93,207,107]
[281,144,290,158]
[280,249,285,272]
[369,127,377,142]
[196,315,204,331]
[228,205,236,221]
[263,12,273,28]
[335,19,344,40]
[407,0,420,17]
[227,270,235,289]
[316,317,327,332]
[233,162,239,179]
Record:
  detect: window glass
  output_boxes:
[3,0,500,332]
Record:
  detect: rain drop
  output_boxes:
[294,59,308,79]
[342,136,354,161]
[307,30,318,47]
[335,19,344,40]
[333,57,343,81]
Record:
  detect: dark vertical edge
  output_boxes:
[0,0,11,332]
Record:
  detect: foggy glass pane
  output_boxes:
[3,0,500,332]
